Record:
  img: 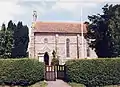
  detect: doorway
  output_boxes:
[44,52,49,65]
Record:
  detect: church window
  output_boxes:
[87,47,90,57]
[66,38,70,57]
[86,39,90,57]
[44,38,48,43]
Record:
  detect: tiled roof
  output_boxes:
[33,21,87,34]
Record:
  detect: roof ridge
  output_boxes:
[34,21,87,34]
[35,21,84,24]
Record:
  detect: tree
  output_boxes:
[0,20,29,58]
[12,22,29,58]
[87,4,120,57]
[0,24,6,58]
[0,21,14,58]
[7,20,15,58]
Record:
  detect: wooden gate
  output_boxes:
[45,65,65,81]
[57,65,65,80]
[45,65,56,81]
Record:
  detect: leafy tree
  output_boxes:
[87,4,120,57]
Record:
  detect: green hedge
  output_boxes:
[65,58,120,87]
[0,58,44,86]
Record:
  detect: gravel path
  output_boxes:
[47,79,71,87]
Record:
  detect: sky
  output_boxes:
[0,0,120,29]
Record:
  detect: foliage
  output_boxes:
[0,20,29,58]
[51,50,59,65]
[69,82,120,87]
[0,58,44,86]
[87,4,120,57]
[0,81,47,87]
[51,57,59,66]
[0,23,14,58]
[65,58,120,87]
[12,22,29,58]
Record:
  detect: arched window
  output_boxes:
[44,38,48,43]
[87,47,90,57]
[66,38,70,57]
[86,39,90,57]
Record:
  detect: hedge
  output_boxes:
[0,58,44,86]
[65,58,120,87]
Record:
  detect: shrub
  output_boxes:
[0,58,44,86]
[65,58,120,87]
[51,50,59,65]
[51,57,59,66]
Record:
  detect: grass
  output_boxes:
[0,81,47,87]
[69,82,85,87]
[69,82,120,87]
[104,85,120,87]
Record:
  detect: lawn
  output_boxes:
[69,82,85,87]
[69,82,120,87]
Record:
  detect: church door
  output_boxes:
[44,52,49,65]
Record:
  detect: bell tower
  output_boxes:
[29,10,37,58]
[33,10,37,22]
[32,10,37,28]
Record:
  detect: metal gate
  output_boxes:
[45,65,65,81]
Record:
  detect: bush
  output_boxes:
[51,57,59,66]
[51,50,59,66]
[65,58,120,87]
[0,58,44,86]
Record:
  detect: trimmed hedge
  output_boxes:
[65,58,120,87]
[0,58,44,86]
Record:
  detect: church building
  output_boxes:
[29,11,97,65]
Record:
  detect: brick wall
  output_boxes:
[29,32,97,64]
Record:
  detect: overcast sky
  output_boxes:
[0,0,120,29]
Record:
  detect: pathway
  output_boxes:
[47,79,71,87]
